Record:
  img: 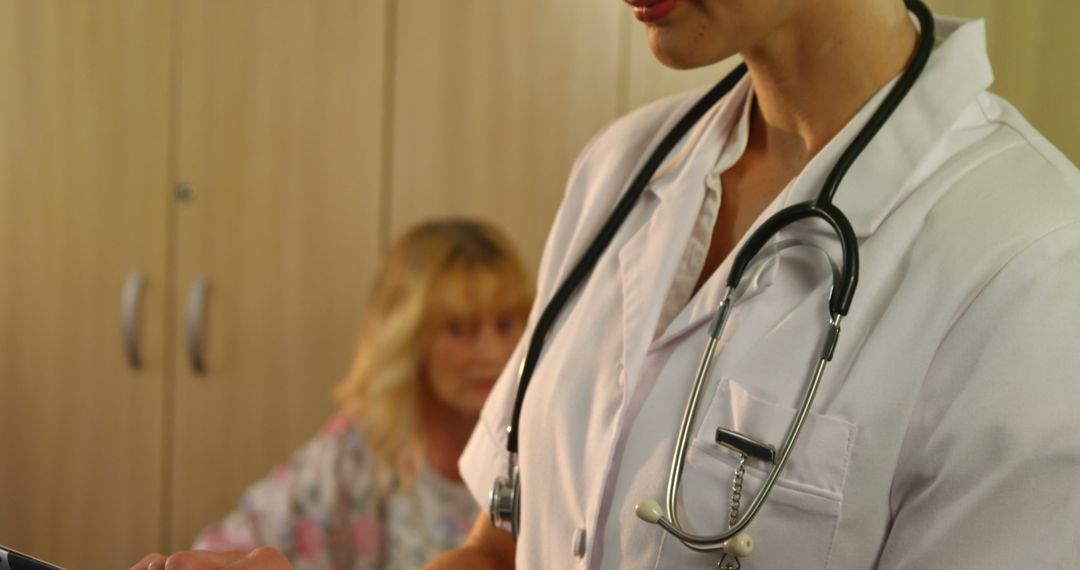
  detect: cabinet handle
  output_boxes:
[185,276,209,375]
[121,272,145,369]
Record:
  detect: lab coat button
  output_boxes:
[572,527,587,558]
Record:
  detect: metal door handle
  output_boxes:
[186,276,209,375]
[121,273,146,369]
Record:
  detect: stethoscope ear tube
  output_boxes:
[815,0,936,209]
[495,0,936,552]
[727,202,859,316]
[642,0,936,555]
[494,60,751,543]
[504,63,751,455]
[726,0,936,318]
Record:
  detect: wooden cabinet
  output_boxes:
[0,1,387,566]
[0,2,172,568]
[168,0,385,548]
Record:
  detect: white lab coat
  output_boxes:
[460,16,1080,569]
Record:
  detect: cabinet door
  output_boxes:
[0,2,172,568]
[389,0,624,268]
[170,0,387,548]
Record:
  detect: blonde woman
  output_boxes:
[189,219,533,569]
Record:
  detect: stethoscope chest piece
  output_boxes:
[489,458,521,538]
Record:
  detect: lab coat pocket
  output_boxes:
[653,377,856,569]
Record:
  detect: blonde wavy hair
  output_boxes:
[334,219,533,487]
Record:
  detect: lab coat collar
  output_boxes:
[649,16,993,349]
[779,16,994,238]
[644,75,754,195]
[616,85,752,388]
[649,17,993,238]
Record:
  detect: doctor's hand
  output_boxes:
[130,548,293,570]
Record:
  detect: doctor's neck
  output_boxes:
[742,0,920,162]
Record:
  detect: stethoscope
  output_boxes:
[490,0,935,563]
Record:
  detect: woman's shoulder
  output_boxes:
[316,412,364,444]
[281,414,374,492]
[887,91,1080,336]
[916,91,1080,265]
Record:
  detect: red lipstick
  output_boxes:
[626,0,679,23]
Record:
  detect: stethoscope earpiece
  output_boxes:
[634,498,664,524]
[636,497,754,558]
[723,533,754,557]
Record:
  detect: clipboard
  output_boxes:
[0,545,65,570]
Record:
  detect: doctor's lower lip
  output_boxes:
[628,0,679,23]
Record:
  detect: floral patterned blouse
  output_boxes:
[193,414,478,569]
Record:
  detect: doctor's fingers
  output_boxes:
[129,549,260,570]
[220,548,293,570]
[130,552,166,570]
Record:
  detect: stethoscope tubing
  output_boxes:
[506,63,750,454]
[661,312,843,550]
[660,0,936,549]
[729,0,936,316]
[497,0,937,549]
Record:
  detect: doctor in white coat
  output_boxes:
[432,0,1080,568]
[133,0,1080,568]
